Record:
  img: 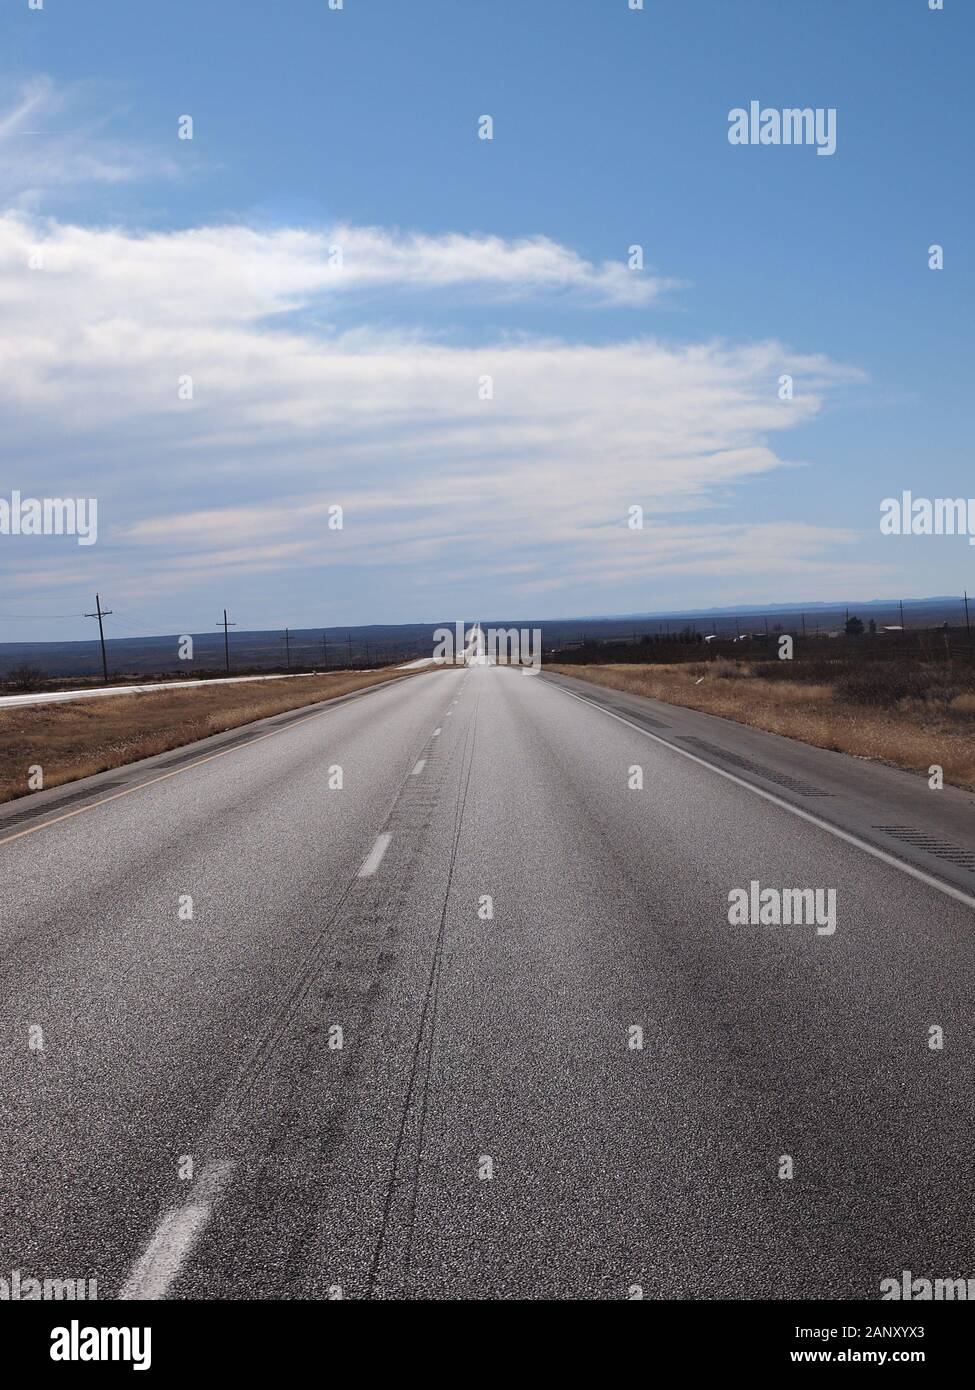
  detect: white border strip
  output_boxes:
[556,683,975,912]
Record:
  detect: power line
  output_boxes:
[0,612,88,621]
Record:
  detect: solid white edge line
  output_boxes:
[118,1160,235,1300]
[556,683,975,913]
[411,759,426,775]
[358,831,392,878]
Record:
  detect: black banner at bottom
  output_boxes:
[2,1298,970,1375]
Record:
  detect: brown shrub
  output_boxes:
[547,662,975,791]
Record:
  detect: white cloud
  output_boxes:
[0,214,671,329]
[0,69,673,309]
[0,207,869,618]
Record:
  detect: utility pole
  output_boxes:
[85,593,113,684]
[282,627,291,671]
[899,599,905,629]
[216,608,236,673]
[347,632,353,667]
[322,631,328,668]
[964,591,970,638]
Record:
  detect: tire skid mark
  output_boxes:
[115,710,452,1298]
[367,693,479,1297]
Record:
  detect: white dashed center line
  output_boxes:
[118,1160,236,1300]
[433,727,441,736]
[411,759,426,775]
[358,832,392,877]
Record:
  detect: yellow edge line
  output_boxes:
[0,688,384,851]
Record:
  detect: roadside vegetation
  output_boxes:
[0,668,418,805]
[548,645,975,791]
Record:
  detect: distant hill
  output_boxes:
[0,623,439,680]
[0,597,968,681]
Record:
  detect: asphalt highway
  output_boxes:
[2,663,974,1300]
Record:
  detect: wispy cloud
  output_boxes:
[299,225,678,306]
[0,215,672,323]
[0,76,179,206]
[0,201,867,617]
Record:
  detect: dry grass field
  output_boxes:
[0,669,417,805]
[549,658,975,791]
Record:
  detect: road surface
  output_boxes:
[1,663,974,1300]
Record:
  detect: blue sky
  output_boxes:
[1,0,972,641]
